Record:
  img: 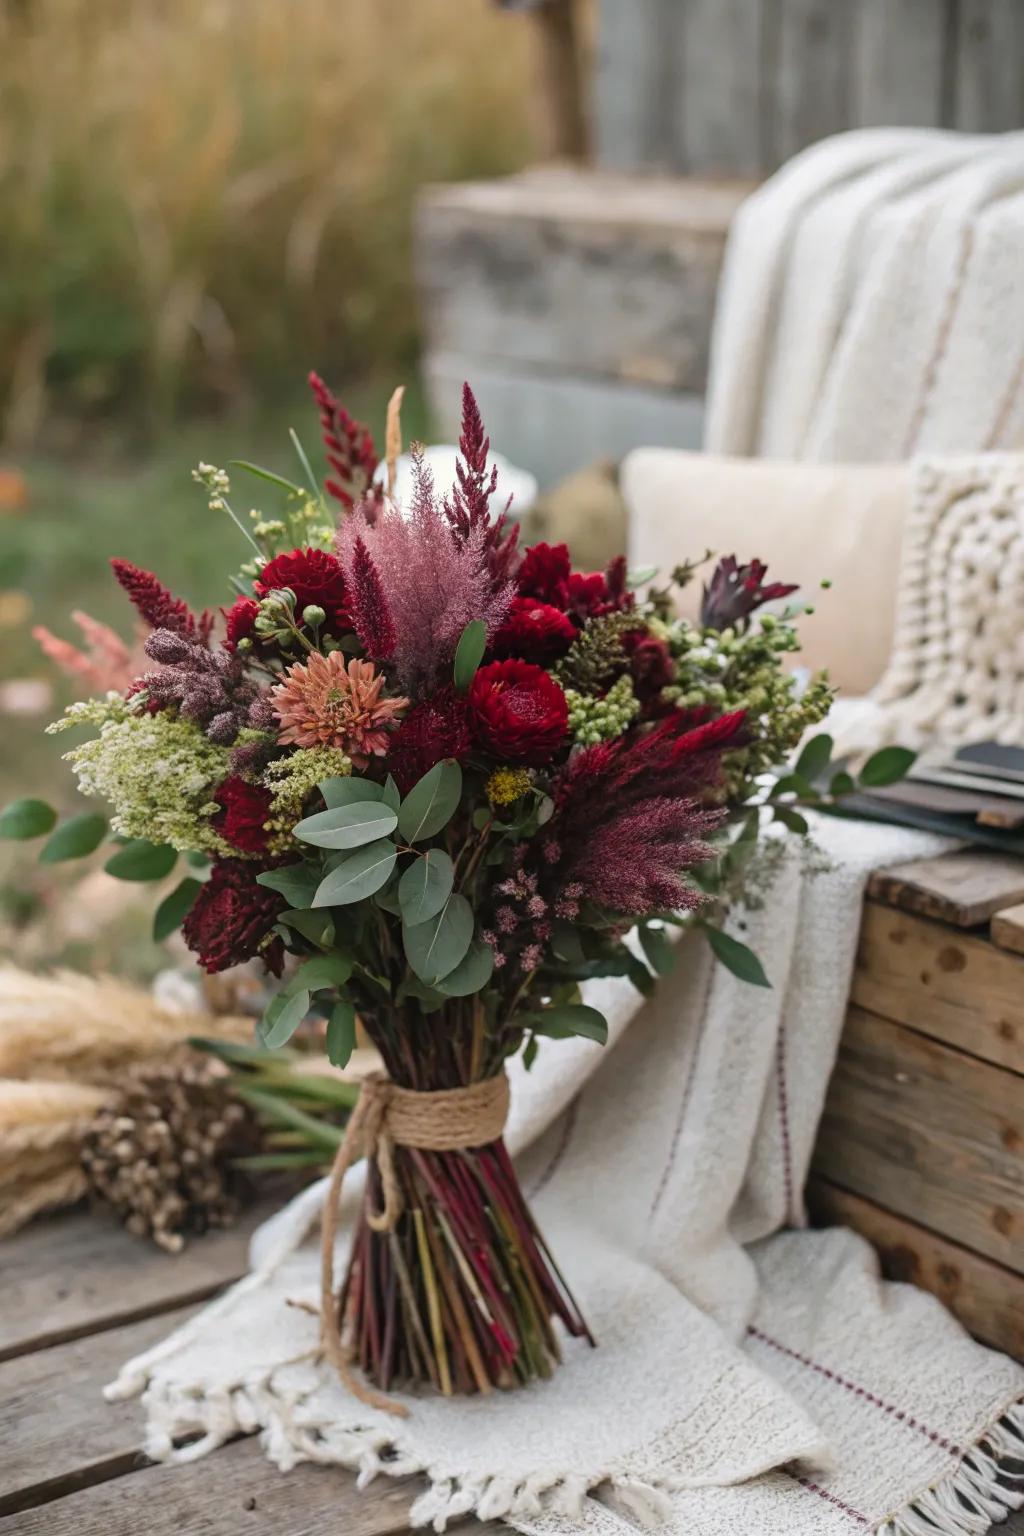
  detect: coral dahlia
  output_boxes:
[468,660,569,765]
[271,652,407,768]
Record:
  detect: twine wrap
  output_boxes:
[319,1070,510,1416]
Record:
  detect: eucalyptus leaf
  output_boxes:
[153,877,203,941]
[257,862,320,908]
[859,746,916,788]
[319,776,387,809]
[382,775,401,812]
[295,802,398,849]
[104,839,177,882]
[326,999,357,1069]
[0,798,57,840]
[373,877,405,916]
[278,908,335,947]
[526,1004,608,1045]
[257,987,310,1049]
[639,924,675,976]
[38,812,107,863]
[829,769,856,797]
[795,733,833,783]
[551,921,584,964]
[773,806,809,835]
[312,839,397,906]
[403,892,473,983]
[453,619,487,692]
[398,848,454,926]
[435,939,494,997]
[398,759,462,844]
[705,925,772,988]
[289,953,353,994]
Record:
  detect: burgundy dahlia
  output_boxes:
[517,543,634,624]
[468,660,569,765]
[222,596,259,651]
[212,776,272,854]
[255,548,350,633]
[700,557,798,631]
[386,687,472,792]
[517,542,572,607]
[181,859,284,974]
[491,596,577,664]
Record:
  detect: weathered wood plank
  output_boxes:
[852,901,1024,1073]
[813,1006,1024,1271]
[954,0,1024,132]
[992,902,1024,958]
[767,0,853,169]
[851,0,946,128]
[677,0,765,177]
[416,169,748,395]
[0,1305,200,1517]
[592,0,679,171]
[0,1436,480,1536]
[806,1177,1024,1360]
[1,1204,272,1362]
[867,850,1024,928]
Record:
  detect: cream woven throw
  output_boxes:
[830,453,1024,757]
[704,128,1024,461]
[108,817,1024,1535]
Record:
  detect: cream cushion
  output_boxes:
[622,449,909,696]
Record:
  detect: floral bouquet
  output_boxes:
[4,376,912,1413]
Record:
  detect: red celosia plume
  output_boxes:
[309,372,379,510]
[110,559,214,644]
[347,536,396,661]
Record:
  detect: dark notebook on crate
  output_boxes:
[847,741,1024,853]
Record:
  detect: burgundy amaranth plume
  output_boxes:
[443,382,521,585]
[309,371,379,510]
[110,559,214,644]
[347,536,396,661]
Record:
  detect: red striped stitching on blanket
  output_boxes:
[748,1326,961,1454]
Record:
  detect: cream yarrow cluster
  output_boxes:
[50,699,235,855]
[261,747,352,847]
[564,674,640,746]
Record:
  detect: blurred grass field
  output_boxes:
[0,1,536,972]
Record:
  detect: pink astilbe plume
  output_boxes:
[309,372,379,511]
[337,448,514,690]
[348,536,396,661]
[33,611,136,694]
[110,559,214,644]
[442,383,520,585]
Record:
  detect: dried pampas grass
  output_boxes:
[0,965,255,1237]
[0,965,252,1085]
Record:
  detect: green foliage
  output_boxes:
[38,813,108,863]
[859,746,916,787]
[453,620,487,692]
[258,988,310,1050]
[435,939,494,997]
[526,1005,609,1046]
[403,893,473,984]
[153,877,203,941]
[795,733,833,783]
[398,849,455,926]
[289,953,353,994]
[319,775,383,809]
[0,798,57,840]
[704,925,771,988]
[257,863,320,908]
[104,839,177,882]
[294,802,398,850]
[326,1001,357,1069]
[398,760,462,844]
[312,840,397,906]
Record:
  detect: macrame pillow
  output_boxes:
[622,449,908,695]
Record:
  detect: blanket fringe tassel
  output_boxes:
[878,1400,1024,1536]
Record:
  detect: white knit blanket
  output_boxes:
[108,817,1024,1536]
[704,129,1024,461]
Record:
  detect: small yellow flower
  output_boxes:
[486,766,532,807]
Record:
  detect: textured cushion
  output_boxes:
[622,449,909,696]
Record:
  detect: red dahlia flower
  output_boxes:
[517,542,571,606]
[212,775,272,854]
[468,660,569,765]
[386,687,472,792]
[255,548,350,632]
[517,543,634,623]
[181,859,284,974]
[491,596,577,663]
[222,596,260,651]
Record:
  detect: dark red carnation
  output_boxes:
[468,660,569,765]
[623,628,674,701]
[222,596,260,651]
[491,596,577,664]
[255,548,350,633]
[181,859,284,975]
[386,687,472,792]
[212,775,272,854]
[518,542,571,606]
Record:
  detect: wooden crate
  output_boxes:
[808,850,1024,1360]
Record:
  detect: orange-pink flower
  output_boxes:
[270,651,407,767]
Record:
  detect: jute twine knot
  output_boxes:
[319,1070,510,1417]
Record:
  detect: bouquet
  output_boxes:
[4,376,912,1412]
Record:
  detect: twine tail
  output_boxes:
[319,1083,408,1418]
